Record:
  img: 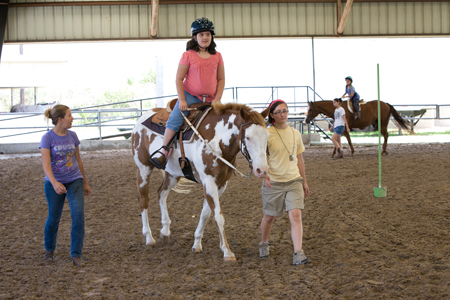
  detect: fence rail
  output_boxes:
[1,86,449,141]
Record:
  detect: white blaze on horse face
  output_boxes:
[244,124,270,178]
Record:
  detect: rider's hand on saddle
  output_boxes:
[212,98,221,104]
[179,99,188,111]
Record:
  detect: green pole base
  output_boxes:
[374,187,387,198]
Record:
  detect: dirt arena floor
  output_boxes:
[1,143,449,299]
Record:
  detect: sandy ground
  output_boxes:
[0,143,449,299]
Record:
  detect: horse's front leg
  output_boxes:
[203,180,235,262]
[342,131,355,157]
[192,183,227,254]
[157,173,179,242]
[192,198,211,253]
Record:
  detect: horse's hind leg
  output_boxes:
[157,173,179,242]
[343,131,355,157]
[133,131,157,245]
[136,168,157,246]
[381,126,389,155]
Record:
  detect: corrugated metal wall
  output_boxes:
[5,1,450,42]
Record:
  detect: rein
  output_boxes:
[180,111,253,178]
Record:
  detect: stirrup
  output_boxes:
[148,146,170,169]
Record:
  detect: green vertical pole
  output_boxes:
[374,64,386,197]
[377,64,381,187]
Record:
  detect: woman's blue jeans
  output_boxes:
[44,178,85,258]
[166,91,203,132]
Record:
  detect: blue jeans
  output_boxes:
[166,91,203,132]
[352,96,360,112]
[44,178,85,258]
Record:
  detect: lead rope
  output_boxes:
[180,111,252,178]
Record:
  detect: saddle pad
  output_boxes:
[141,107,212,143]
[347,99,366,114]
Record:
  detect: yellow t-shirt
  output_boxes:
[267,126,305,182]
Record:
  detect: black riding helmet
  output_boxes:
[191,17,215,36]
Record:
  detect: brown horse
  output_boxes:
[305,100,411,157]
[132,102,270,261]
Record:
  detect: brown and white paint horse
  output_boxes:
[131,102,270,261]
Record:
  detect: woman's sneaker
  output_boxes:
[293,250,307,265]
[259,242,270,258]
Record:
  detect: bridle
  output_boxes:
[306,101,318,123]
[239,121,254,172]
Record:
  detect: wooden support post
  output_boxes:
[337,0,341,31]
[151,0,159,38]
[337,0,353,35]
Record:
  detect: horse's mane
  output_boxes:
[212,102,266,126]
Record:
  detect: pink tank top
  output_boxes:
[179,50,224,102]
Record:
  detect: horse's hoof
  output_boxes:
[224,256,237,262]
[192,248,203,253]
[159,233,170,243]
[146,239,157,246]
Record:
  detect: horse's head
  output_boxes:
[305,101,319,124]
[239,107,270,178]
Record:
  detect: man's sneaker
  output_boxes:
[293,250,307,265]
[259,242,270,258]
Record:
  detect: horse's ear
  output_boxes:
[240,107,249,121]
[261,106,270,119]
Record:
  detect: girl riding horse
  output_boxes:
[341,76,361,119]
[149,17,225,169]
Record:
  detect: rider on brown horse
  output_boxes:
[342,76,361,120]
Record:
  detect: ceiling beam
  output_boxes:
[151,0,159,37]
[9,0,449,8]
[336,0,341,31]
[0,0,9,62]
[337,0,353,34]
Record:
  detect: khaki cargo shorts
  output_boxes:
[261,177,304,217]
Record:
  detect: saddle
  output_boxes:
[347,99,366,114]
[142,98,212,142]
[143,98,212,183]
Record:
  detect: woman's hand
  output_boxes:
[263,175,272,188]
[346,127,350,133]
[212,98,221,104]
[179,99,188,111]
[84,182,91,196]
[52,182,67,195]
[303,181,310,197]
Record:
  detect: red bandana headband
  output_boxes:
[270,99,286,108]
[270,99,287,125]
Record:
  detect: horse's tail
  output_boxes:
[389,104,413,134]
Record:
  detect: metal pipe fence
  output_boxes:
[1,85,449,141]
